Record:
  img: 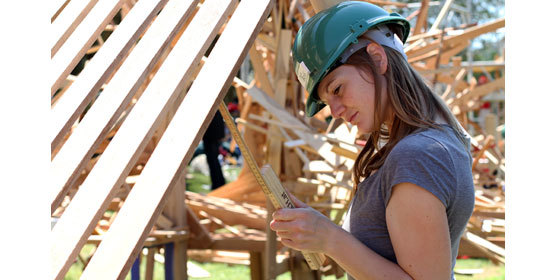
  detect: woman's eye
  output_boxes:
[333,85,341,95]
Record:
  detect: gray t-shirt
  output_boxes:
[342,125,475,280]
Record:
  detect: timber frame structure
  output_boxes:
[51,0,505,279]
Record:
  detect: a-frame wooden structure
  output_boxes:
[51,0,274,278]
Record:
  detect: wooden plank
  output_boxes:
[51,0,168,151]
[428,0,453,33]
[412,0,430,36]
[50,0,197,213]
[51,0,100,56]
[78,0,273,279]
[249,45,274,95]
[50,0,214,278]
[50,0,125,95]
[463,231,505,258]
[52,0,71,21]
[185,206,213,248]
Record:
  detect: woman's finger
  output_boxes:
[270,218,297,231]
[272,207,305,221]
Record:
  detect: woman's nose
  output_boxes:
[329,101,345,119]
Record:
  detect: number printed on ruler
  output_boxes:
[281,192,294,208]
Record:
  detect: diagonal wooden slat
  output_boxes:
[50,0,233,277]
[50,0,167,151]
[50,0,191,213]
[51,0,100,57]
[79,0,274,278]
[51,0,71,21]
[50,0,125,95]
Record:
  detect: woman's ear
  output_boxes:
[366,42,388,75]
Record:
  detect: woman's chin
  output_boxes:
[356,124,372,134]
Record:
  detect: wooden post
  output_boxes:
[413,0,430,36]
[250,251,264,280]
[163,175,188,279]
[145,248,156,280]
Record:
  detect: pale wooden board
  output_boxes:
[248,45,274,95]
[412,0,430,36]
[51,0,168,150]
[51,0,71,21]
[248,86,342,167]
[50,0,124,95]
[50,0,196,213]
[79,0,273,278]
[50,0,210,278]
[51,0,100,56]
[428,0,453,33]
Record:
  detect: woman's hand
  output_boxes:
[269,192,338,254]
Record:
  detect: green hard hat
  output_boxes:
[292,1,410,117]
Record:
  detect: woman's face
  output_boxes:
[317,64,387,134]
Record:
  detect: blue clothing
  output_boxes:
[342,124,475,280]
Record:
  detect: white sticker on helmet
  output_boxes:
[295,61,311,90]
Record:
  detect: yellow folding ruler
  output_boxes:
[218,102,326,270]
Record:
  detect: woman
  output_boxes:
[269,2,475,279]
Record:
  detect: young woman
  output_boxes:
[269,2,475,279]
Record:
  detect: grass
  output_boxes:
[454,258,505,280]
[64,168,504,279]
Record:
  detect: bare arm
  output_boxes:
[270,182,451,280]
[386,182,452,279]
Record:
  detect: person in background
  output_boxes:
[203,110,226,190]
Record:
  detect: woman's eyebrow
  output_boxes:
[324,78,334,95]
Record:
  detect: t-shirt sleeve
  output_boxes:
[381,134,456,209]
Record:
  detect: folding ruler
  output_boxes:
[218,102,326,270]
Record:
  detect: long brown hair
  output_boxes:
[346,43,466,188]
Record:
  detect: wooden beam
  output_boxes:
[412,0,430,36]
[51,0,168,151]
[51,0,100,56]
[429,0,453,33]
[50,0,198,213]
[51,0,221,278]
[51,0,125,95]
[51,0,71,21]
[79,0,273,278]
[249,45,274,96]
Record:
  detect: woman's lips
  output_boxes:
[349,112,358,123]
